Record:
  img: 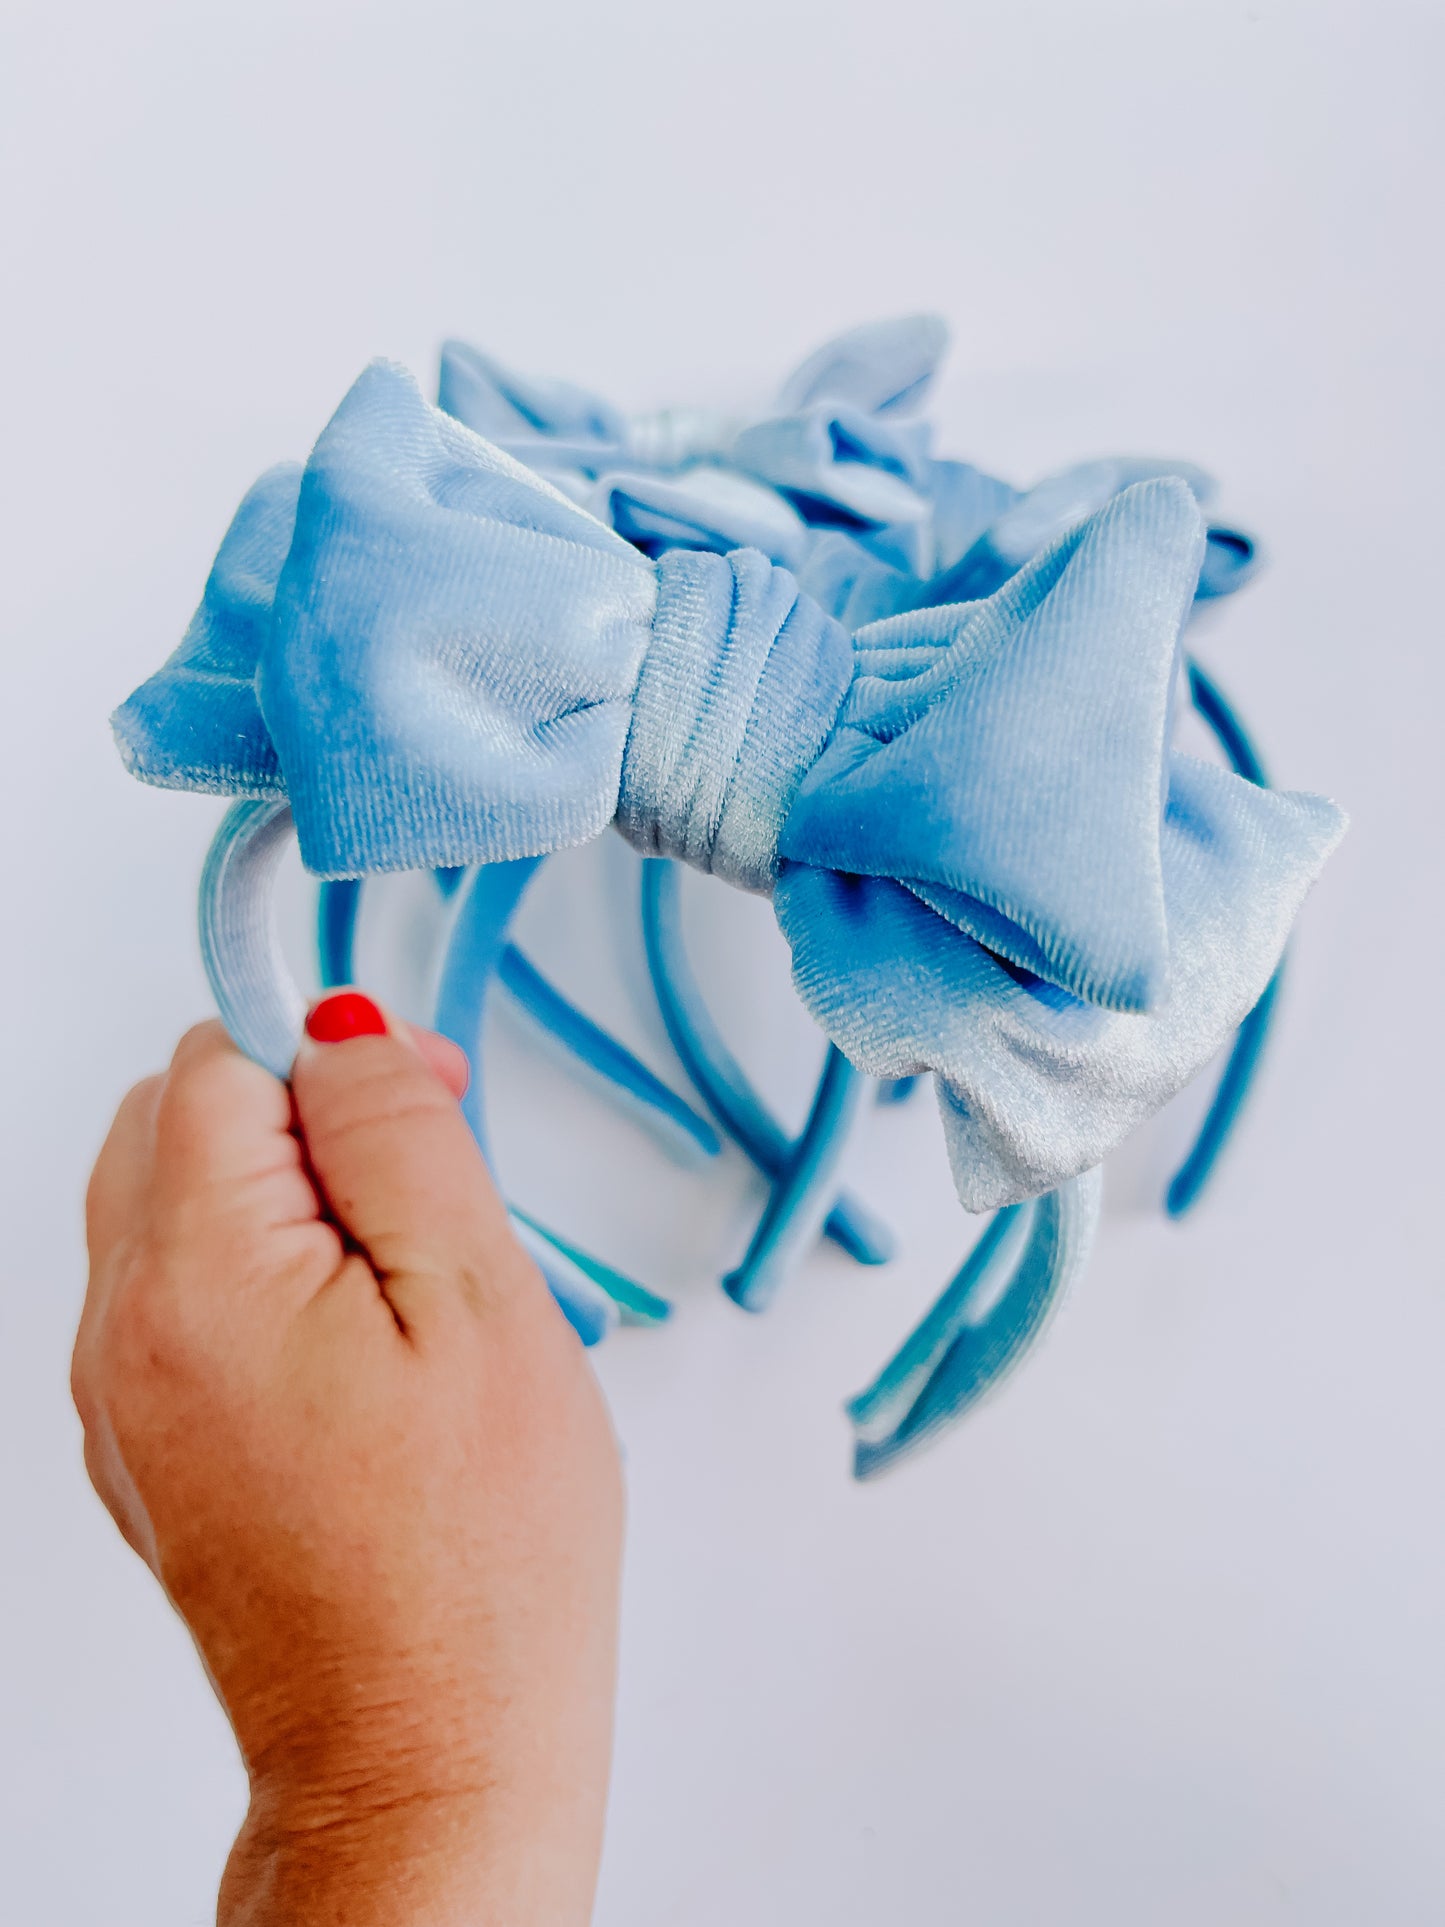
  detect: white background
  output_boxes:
[2,2,1441,1922]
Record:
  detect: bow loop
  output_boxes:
[113,462,299,798]
[780,478,1207,1012]
[438,337,626,447]
[730,404,934,530]
[775,314,950,415]
[265,362,658,878]
[925,456,1216,604]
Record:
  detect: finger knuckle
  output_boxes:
[154,1051,276,1155]
[103,1243,199,1382]
[168,1018,233,1066]
[117,1072,165,1125]
[312,1060,456,1146]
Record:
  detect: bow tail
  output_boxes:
[776,755,1344,1213]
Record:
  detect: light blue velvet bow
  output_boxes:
[465,316,1271,1242]
[114,358,1344,1222]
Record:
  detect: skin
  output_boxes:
[72,1005,624,1926]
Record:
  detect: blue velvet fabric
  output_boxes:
[774,314,951,415]
[586,467,810,570]
[435,314,1253,622]
[437,337,627,447]
[114,356,1344,1215]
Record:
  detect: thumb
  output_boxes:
[291,990,529,1325]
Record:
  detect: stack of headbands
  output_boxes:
[113,318,1345,1477]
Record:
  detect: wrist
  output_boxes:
[220,1783,492,1927]
[221,1764,602,1927]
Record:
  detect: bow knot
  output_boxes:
[617,547,853,892]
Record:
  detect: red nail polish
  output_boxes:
[305,991,388,1043]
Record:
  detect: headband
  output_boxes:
[115,359,1341,1202]
[113,330,1345,1473]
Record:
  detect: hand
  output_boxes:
[73,996,623,1927]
